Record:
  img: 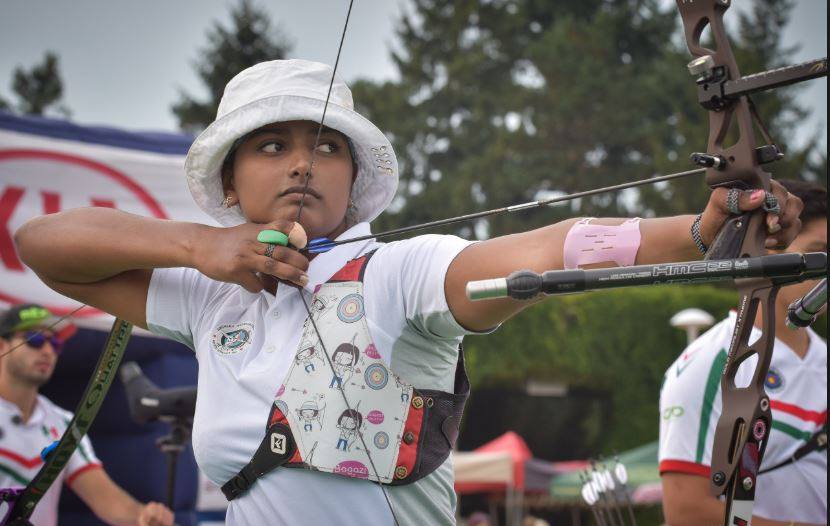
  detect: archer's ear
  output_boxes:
[221,163,235,193]
[221,164,239,206]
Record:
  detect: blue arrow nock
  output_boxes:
[307,238,335,254]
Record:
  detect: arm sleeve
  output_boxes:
[145,266,220,350]
[64,432,102,487]
[659,331,730,477]
[373,234,479,340]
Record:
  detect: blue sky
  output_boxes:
[0,0,825,151]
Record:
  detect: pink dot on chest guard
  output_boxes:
[367,410,384,425]
[276,385,285,397]
[364,344,381,359]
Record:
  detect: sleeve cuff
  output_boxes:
[659,459,710,478]
[66,462,103,487]
[433,239,502,338]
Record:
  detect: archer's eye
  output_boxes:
[316,142,339,154]
[260,141,284,153]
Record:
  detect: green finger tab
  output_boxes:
[257,230,289,246]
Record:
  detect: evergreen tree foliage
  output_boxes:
[5,52,70,117]
[352,0,823,236]
[171,0,292,133]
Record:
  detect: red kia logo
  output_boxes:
[0,149,169,316]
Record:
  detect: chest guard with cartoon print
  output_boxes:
[221,250,470,501]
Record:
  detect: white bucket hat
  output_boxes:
[185,59,399,226]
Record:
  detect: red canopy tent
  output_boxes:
[455,431,533,494]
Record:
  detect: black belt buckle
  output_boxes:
[221,423,296,501]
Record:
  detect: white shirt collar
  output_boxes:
[0,394,46,425]
[303,222,375,293]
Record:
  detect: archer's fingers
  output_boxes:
[256,256,309,287]
[764,212,801,250]
[736,188,768,212]
[263,220,308,249]
[767,180,803,232]
[256,244,310,272]
[708,188,766,218]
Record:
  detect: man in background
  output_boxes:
[0,304,174,526]
[659,180,827,526]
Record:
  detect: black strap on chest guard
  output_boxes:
[221,349,470,501]
[758,423,827,475]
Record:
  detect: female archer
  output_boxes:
[13,59,803,526]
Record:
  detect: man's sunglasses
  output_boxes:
[22,331,64,354]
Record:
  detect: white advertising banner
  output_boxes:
[0,112,216,330]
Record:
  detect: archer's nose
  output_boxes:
[289,151,313,180]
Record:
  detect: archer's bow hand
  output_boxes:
[697,180,803,251]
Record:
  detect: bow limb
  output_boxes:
[2,318,132,525]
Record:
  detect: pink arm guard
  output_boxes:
[563,218,642,270]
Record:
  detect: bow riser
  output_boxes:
[677,1,772,259]
[676,1,782,524]
[711,282,776,523]
[678,0,772,190]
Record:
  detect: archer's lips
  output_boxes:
[281,186,321,200]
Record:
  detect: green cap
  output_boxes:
[0,304,56,336]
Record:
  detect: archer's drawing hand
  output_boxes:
[194,220,309,292]
[697,180,804,251]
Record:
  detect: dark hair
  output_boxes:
[332,343,359,364]
[779,179,827,225]
[337,408,363,427]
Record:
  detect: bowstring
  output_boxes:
[289,1,401,524]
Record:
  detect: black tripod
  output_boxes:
[120,362,197,511]
[155,417,193,509]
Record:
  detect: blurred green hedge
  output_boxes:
[462,284,826,451]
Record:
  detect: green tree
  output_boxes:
[352,0,822,236]
[172,0,292,133]
[3,52,70,117]
[346,0,826,456]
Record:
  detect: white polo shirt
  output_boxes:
[0,394,102,526]
[659,312,827,523]
[146,222,475,526]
